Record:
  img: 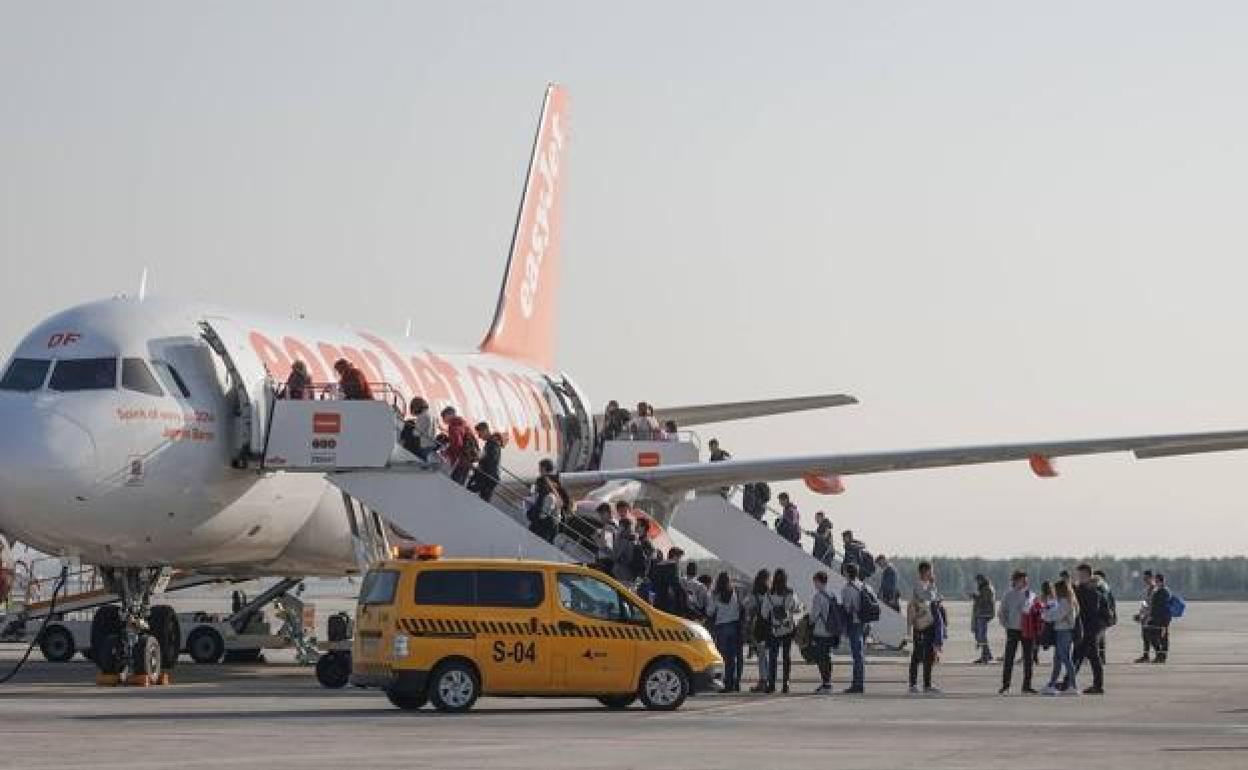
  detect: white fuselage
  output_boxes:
[0,296,584,576]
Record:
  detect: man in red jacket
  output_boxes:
[440,406,475,484]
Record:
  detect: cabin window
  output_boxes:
[0,358,52,391]
[122,358,165,397]
[48,357,117,392]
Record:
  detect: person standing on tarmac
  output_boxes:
[1070,563,1107,694]
[998,570,1036,694]
[706,572,744,692]
[841,562,869,694]
[906,561,944,695]
[1149,573,1174,664]
[1042,578,1080,696]
[761,568,801,694]
[1093,569,1116,664]
[744,569,772,692]
[1135,569,1156,663]
[651,548,689,617]
[810,571,842,694]
[970,574,997,664]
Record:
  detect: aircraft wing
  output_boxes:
[638,393,858,428]
[562,428,1248,495]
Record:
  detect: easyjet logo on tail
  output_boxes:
[519,111,566,319]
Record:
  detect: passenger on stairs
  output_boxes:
[876,554,900,612]
[633,517,659,583]
[741,482,770,522]
[707,438,732,497]
[592,503,618,575]
[333,358,373,401]
[809,511,835,565]
[628,402,662,440]
[601,400,629,441]
[283,360,312,400]
[466,422,502,502]
[526,459,567,543]
[611,514,637,583]
[651,547,689,617]
[399,397,437,461]
[776,493,802,546]
[440,407,475,484]
[840,531,866,577]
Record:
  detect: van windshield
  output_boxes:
[360,569,399,605]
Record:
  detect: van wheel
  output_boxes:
[639,660,689,711]
[428,661,479,713]
[385,690,428,710]
[315,651,351,689]
[39,624,76,662]
[597,694,636,709]
[186,627,225,664]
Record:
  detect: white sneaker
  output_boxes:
[1061,688,1082,697]
[908,685,921,694]
[924,686,942,695]
[1041,685,1058,696]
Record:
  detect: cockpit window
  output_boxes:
[122,358,165,397]
[0,358,51,391]
[48,357,118,392]
[152,360,191,398]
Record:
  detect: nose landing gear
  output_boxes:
[92,566,177,686]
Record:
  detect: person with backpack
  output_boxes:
[969,574,997,664]
[840,562,871,693]
[1093,569,1116,664]
[440,406,476,484]
[906,561,944,694]
[1149,573,1174,664]
[742,481,770,521]
[1042,578,1080,696]
[465,422,502,502]
[1070,563,1107,694]
[809,570,843,694]
[876,554,900,611]
[611,514,637,583]
[998,570,1036,694]
[1134,569,1157,663]
[743,569,771,692]
[775,493,801,546]
[706,572,744,692]
[760,568,802,693]
[633,517,658,581]
[399,397,437,462]
[591,503,617,575]
[842,531,873,578]
[651,547,689,617]
[526,458,566,543]
[809,511,835,565]
[683,562,709,621]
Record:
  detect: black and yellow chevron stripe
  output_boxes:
[395,617,696,642]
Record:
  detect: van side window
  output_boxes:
[557,573,645,623]
[360,569,399,605]
[477,570,544,608]
[415,570,474,606]
[122,358,165,396]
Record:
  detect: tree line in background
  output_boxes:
[881,556,1248,601]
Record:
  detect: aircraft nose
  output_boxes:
[0,400,97,523]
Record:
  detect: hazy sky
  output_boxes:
[2,2,1246,557]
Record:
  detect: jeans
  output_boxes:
[1071,626,1104,689]
[713,622,742,691]
[812,636,834,685]
[755,639,770,686]
[910,626,936,688]
[846,622,866,689]
[1001,629,1034,690]
[766,634,793,689]
[972,616,992,660]
[1049,629,1076,689]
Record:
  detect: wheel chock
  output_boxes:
[95,673,122,687]
[126,673,152,687]
[156,672,173,686]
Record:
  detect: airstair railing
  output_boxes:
[482,463,599,561]
[273,380,407,416]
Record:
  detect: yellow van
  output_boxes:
[349,552,724,712]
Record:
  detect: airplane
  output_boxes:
[2,83,1248,678]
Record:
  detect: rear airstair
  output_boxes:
[671,493,907,649]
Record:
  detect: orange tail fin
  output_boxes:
[479,83,569,371]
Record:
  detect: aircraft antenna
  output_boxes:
[137,268,149,302]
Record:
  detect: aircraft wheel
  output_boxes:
[149,605,181,670]
[38,624,76,662]
[186,626,225,664]
[96,634,127,675]
[132,634,162,679]
[89,605,123,671]
[315,651,351,689]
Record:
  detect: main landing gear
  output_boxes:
[92,566,180,685]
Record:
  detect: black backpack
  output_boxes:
[1099,585,1117,627]
[630,540,652,577]
[858,550,876,579]
[856,583,882,623]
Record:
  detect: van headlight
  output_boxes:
[685,622,713,643]
[392,634,410,659]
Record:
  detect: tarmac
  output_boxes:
[0,601,1245,770]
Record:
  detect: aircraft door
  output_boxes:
[542,374,594,473]
[199,318,275,466]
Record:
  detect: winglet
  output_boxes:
[479,83,570,371]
